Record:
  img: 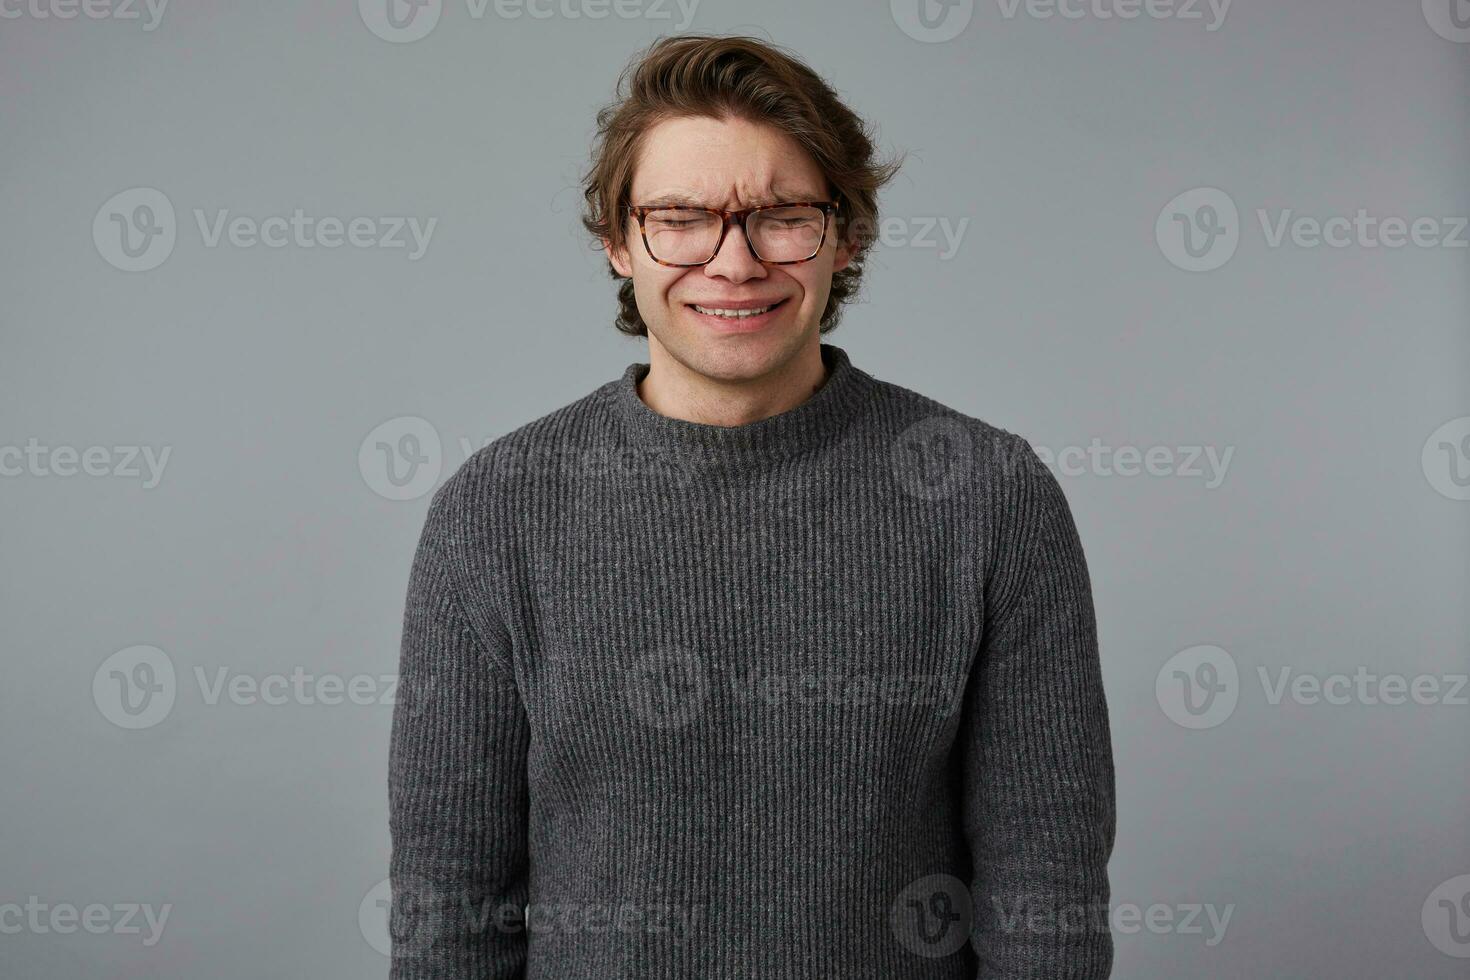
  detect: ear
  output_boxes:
[831,233,854,274]
[603,236,634,278]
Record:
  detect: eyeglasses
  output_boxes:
[626,201,840,267]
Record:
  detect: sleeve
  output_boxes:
[389,476,531,979]
[958,433,1117,978]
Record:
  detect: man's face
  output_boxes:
[605,114,852,383]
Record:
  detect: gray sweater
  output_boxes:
[389,343,1116,979]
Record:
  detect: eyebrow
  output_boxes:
[636,189,824,208]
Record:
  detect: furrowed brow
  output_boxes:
[639,195,706,209]
[636,188,825,209]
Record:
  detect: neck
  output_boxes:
[637,335,830,428]
[608,341,876,475]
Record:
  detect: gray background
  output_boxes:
[2,0,1467,976]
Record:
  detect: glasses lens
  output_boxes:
[749,206,826,262]
[640,206,830,264]
[644,209,722,264]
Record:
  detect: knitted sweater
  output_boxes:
[388,343,1116,979]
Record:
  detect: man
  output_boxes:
[389,34,1115,979]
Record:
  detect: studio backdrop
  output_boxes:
[1,1,1467,977]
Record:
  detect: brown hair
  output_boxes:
[580,34,904,337]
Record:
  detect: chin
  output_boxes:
[696,328,815,378]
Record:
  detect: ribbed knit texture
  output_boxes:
[388,343,1116,979]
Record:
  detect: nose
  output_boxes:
[702,218,767,283]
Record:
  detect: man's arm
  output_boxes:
[959,432,1117,977]
[389,476,530,979]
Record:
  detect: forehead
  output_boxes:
[630,114,828,205]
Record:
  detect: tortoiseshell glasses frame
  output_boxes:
[625,200,841,268]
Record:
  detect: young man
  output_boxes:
[389,34,1116,979]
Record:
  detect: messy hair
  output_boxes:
[580,34,904,336]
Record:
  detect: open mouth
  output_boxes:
[685,298,789,320]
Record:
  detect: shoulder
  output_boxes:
[437,376,622,504]
[412,377,618,565]
[860,373,1051,500]
[858,371,1079,592]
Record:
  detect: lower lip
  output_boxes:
[685,299,788,332]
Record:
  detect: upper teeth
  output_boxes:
[692,303,776,318]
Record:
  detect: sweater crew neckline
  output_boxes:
[609,343,878,470]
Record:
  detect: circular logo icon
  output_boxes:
[1156,187,1239,272]
[93,645,177,729]
[891,0,975,42]
[623,645,711,729]
[360,875,446,959]
[93,187,176,272]
[1156,644,1238,729]
[1424,0,1470,43]
[1422,874,1470,958]
[359,0,442,43]
[359,416,442,501]
[890,873,973,958]
[1422,416,1470,501]
[892,417,974,501]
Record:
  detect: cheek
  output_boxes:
[655,269,689,301]
[791,266,831,307]
[632,267,687,311]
